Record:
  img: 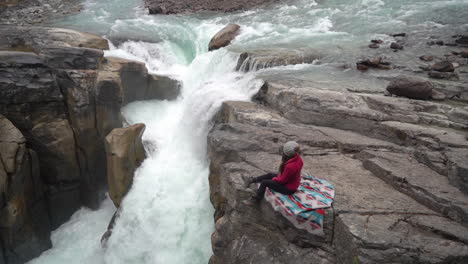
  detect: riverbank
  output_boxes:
[0,0,83,25]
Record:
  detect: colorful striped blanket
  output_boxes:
[263,175,335,236]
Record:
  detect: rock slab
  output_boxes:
[105,124,146,207]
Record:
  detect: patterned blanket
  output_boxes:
[263,175,335,236]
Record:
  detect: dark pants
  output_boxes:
[252,173,295,200]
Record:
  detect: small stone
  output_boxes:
[357,63,369,71]
[368,57,382,67]
[390,42,403,50]
[371,39,384,44]
[377,64,392,70]
[435,40,444,46]
[460,51,468,58]
[445,43,458,47]
[419,55,434,61]
[368,43,380,49]
[428,71,460,80]
[431,61,454,72]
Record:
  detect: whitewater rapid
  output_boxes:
[29,17,262,264]
[29,0,468,263]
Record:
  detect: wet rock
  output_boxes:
[419,65,431,71]
[419,55,433,61]
[371,39,383,44]
[147,74,181,100]
[431,61,455,72]
[0,115,52,263]
[455,35,468,45]
[460,51,468,58]
[368,43,379,49]
[208,24,240,52]
[101,208,121,247]
[105,124,146,207]
[103,57,181,104]
[435,40,444,46]
[386,75,433,100]
[145,0,280,14]
[356,57,391,70]
[147,2,169,14]
[391,33,406,37]
[428,71,460,80]
[46,182,81,229]
[357,63,369,71]
[236,48,321,72]
[390,42,403,50]
[95,71,124,139]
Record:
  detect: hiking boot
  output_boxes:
[242,195,260,206]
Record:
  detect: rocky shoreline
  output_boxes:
[207,84,468,263]
[0,0,83,26]
[206,34,468,263]
[144,0,281,14]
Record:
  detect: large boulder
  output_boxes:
[0,115,52,264]
[386,75,434,100]
[105,124,146,207]
[208,24,240,52]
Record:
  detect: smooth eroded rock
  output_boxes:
[386,75,433,100]
[431,61,455,72]
[0,115,52,263]
[105,123,146,207]
[208,24,240,51]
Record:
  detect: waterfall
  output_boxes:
[29,0,468,263]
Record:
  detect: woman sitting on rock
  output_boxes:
[243,141,303,206]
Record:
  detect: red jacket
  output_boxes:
[273,154,303,191]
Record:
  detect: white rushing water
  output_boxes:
[30,0,468,263]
